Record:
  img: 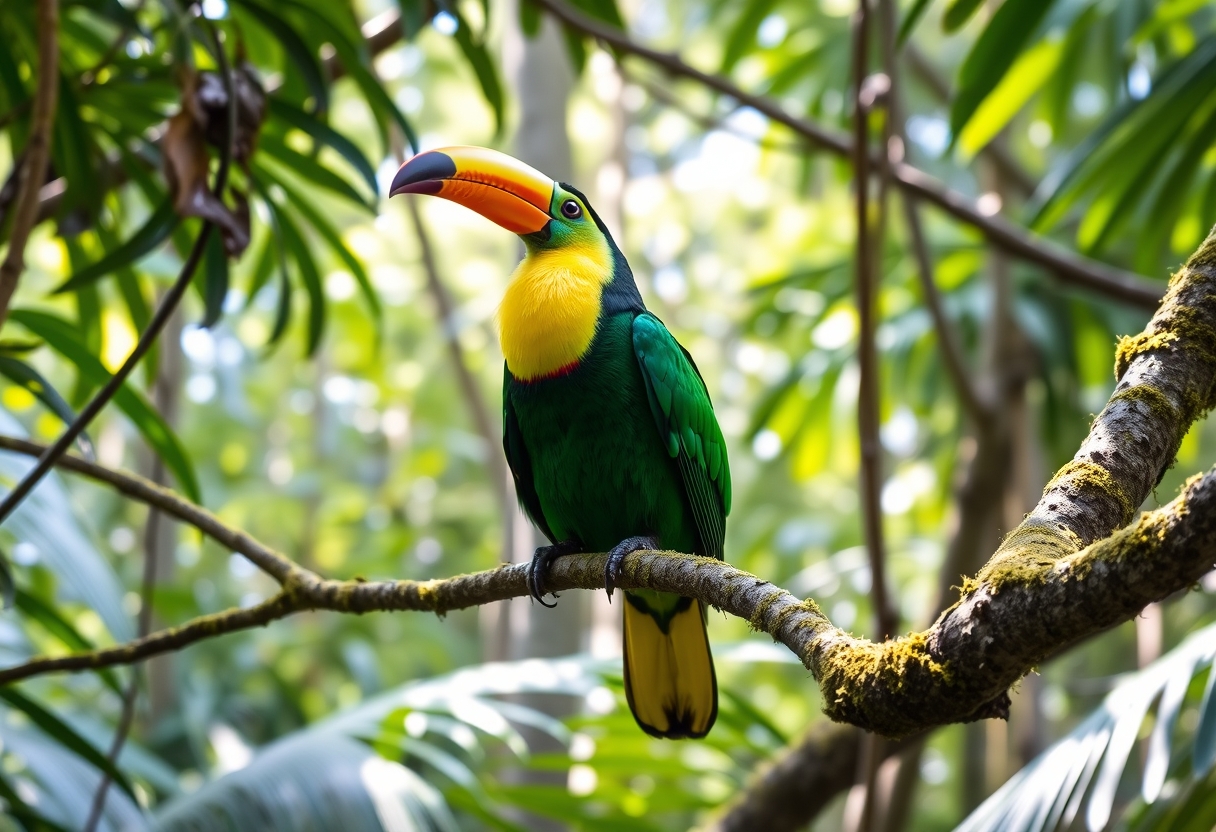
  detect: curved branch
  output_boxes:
[2,234,1215,741]
[1,475,1214,721]
[0,436,302,584]
[0,0,60,328]
[530,0,1162,310]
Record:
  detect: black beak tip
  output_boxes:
[389,151,457,197]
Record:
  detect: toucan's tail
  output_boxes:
[622,589,717,739]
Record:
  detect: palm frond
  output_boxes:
[954,619,1216,832]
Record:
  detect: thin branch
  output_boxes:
[902,195,988,419]
[0,0,60,328]
[851,7,892,828]
[0,436,303,584]
[82,460,162,832]
[0,23,236,528]
[851,2,896,642]
[530,0,1162,309]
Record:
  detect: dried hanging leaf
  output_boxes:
[162,64,265,257]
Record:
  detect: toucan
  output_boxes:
[390,146,731,739]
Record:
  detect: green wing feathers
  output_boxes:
[503,366,556,544]
[632,313,731,560]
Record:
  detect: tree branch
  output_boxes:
[0,0,59,328]
[0,210,1213,757]
[705,723,917,832]
[530,0,1161,310]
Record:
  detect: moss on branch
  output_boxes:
[2,228,1216,741]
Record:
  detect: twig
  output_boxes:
[0,0,60,328]
[529,0,1162,309]
[0,23,236,528]
[851,1,896,643]
[902,196,987,419]
[81,460,163,832]
[0,436,303,583]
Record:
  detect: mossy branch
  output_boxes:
[2,229,1216,738]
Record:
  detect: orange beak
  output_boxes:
[389,146,555,236]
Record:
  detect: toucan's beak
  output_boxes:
[389,146,555,235]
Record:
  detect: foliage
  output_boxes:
[955,620,1216,832]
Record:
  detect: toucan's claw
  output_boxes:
[528,540,582,607]
[604,536,659,601]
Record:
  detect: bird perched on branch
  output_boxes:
[390,147,731,739]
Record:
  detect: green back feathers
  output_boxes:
[632,312,731,560]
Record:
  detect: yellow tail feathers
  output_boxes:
[622,592,717,739]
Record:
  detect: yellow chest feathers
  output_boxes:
[498,243,613,381]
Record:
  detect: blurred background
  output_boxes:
[1,0,1216,829]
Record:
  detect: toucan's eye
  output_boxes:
[560,199,583,219]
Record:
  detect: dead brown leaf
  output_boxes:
[163,65,263,257]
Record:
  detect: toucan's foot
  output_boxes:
[604,536,659,601]
[528,540,583,607]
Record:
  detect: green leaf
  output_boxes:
[13,589,123,695]
[317,18,421,153]
[52,199,179,294]
[265,97,381,197]
[519,0,541,36]
[0,687,138,803]
[232,0,329,113]
[261,166,383,327]
[110,260,158,386]
[257,131,375,209]
[1196,659,1216,776]
[1137,104,1216,271]
[1031,39,1216,229]
[200,230,230,328]
[949,0,1054,143]
[274,209,325,356]
[244,232,277,307]
[720,0,779,73]
[8,309,201,503]
[0,355,94,458]
[942,0,984,32]
[898,0,934,44]
[398,0,433,38]
[448,6,505,137]
[0,772,71,832]
[248,180,295,350]
[50,76,102,224]
[0,546,13,609]
[958,34,1064,157]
